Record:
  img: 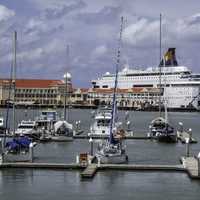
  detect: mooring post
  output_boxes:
[178,122,183,133]
[29,143,34,163]
[97,157,100,167]
[0,139,3,164]
[89,137,93,156]
[188,128,192,142]
[76,155,79,164]
[197,152,200,177]
[185,137,190,157]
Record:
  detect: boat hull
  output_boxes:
[2,152,32,162]
[96,152,128,164]
[157,134,177,143]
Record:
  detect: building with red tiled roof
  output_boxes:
[0,78,160,108]
[0,78,72,106]
[70,87,160,108]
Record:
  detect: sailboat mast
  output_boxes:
[159,13,162,117]
[66,44,70,122]
[163,57,168,123]
[109,16,124,144]
[12,31,17,135]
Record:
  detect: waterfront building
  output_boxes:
[0,79,72,106]
[0,79,162,108]
[70,87,160,109]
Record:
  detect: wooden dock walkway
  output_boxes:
[1,160,200,180]
[177,131,197,143]
[0,162,83,169]
[98,164,185,171]
[181,157,200,179]
[80,164,98,178]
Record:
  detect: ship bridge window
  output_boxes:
[102,85,108,88]
[94,85,100,88]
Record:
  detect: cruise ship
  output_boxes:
[92,48,200,109]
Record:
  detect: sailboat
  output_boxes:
[149,50,177,143]
[95,17,128,164]
[2,31,36,162]
[50,46,75,141]
[0,117,5,134]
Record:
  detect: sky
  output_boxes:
[0,0,200,87]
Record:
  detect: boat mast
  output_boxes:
[109,16,124,144]
[163,57,168,123]
[66,44,70,122]
[12,31,17,136]
[159,13,162,117]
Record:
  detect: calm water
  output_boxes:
[0,108,200,200]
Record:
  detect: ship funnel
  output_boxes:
[159,48,178,67]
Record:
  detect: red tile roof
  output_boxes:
[0,79,64,88]
[73,87,160,94]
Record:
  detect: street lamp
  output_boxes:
[63,72,71,121]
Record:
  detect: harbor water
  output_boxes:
[0,108,200,199]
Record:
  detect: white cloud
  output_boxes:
[91,45,107,58]
[123,18,160,46]
[0,5,15,22]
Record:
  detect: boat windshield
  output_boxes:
[97,119,110,126]
[18,125,34,129]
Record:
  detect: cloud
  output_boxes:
[1,0,200,86]
[0,5,15,22]
[76,6,121,25]
[91,45,108,58]
[43,0,86,19]
[123,14,200,48]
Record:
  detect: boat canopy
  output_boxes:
[6,136,32,151]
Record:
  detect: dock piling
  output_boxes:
[29,143,34,162]
[185,137,190,157]
[89,137,93,156]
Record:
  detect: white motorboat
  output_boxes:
[15,120,37,136]
[89,107,112,136]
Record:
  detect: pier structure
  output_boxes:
[181,157,200,179]
[0,156,200,180]
[177,130,197,143]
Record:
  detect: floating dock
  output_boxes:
[0,161,190,180]
[177,131,197,143]
[0,162,83,170]
[181,157,200,179]
[1,158,200,180]
[81,164,98,178]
